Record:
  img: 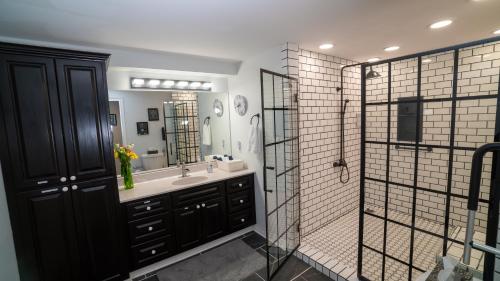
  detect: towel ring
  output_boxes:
[250,113,260,127]
[204,116,210,125]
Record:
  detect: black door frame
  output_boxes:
[358,36,500,281]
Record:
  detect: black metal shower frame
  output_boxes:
[260,68,301,281]
[358,36,500,281]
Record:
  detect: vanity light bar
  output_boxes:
[130,78,213,91]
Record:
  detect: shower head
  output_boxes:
[366,66,381,79]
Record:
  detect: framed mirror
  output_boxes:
[108,90,232,173]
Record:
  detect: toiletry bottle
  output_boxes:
[207,162,213,173]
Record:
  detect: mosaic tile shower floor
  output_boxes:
[298,205,486,280]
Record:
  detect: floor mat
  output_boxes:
[156,239,266,281]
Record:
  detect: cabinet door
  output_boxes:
[0,54,67,190]
[201,197,227,241]
[56,59,114,182]
[15,187,79,281]
[174,204,203,251]
[70,178,124,281]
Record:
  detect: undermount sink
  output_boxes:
[172,176,209,186]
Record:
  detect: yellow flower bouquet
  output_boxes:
[114,144,138,189]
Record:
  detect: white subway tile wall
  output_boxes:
[281,43,361,236]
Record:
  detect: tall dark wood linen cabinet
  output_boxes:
[0,43,127,281]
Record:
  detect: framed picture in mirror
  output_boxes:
[148,108,159,121]
[137,122,149,135]
[109,114,117,126]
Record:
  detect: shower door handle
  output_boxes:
[463,142,500,265]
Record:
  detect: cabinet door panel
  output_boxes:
[71,178,124,281]
[15,188,79,281]
[174,205,203,251]
[56,59,114,181]
[0,54,67,189]
[202,197,226,241]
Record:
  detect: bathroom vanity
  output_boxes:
[119,169,256,270]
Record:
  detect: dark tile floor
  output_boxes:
[134,232,332,281]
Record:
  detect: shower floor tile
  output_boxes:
[299,205,486,280]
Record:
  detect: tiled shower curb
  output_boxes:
[295,246,359,281]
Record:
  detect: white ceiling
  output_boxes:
[0,0,499,62]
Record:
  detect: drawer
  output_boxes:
[172,182,224,207]
[128,213,172,245]
[227,190,252,213]
[228,209,254,232]
[131,236,175,269]
[226,175,252,193]
[126,196,170,221]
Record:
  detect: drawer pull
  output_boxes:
[239,199,244,204]
[196,205,200,209]
[201,203,206,208]
[151,250,156,255]
[148,226,153,231]
[60,177,67,182]
[146,206,151,211]
[70,176,76,181]
[238,183,243,187]
[41,188,58,194]
[241,218,245,222]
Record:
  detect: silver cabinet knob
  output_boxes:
[151,250,156,255]
[71,185,78,190]
[239,199,244,204]
[70,176,76,181]
[238,183,243,187]
[196,205,200,209]
[146,206,151,211]
[148,226,153,232]
[201,203,206,207]
[62,187,68,192]
[60,177,67,182]
[241,218,245,222]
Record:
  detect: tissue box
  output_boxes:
[217,160,245,172]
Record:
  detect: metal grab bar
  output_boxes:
[463,142,500,265]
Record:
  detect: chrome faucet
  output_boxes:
[181,162,190,177]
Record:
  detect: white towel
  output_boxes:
[203,123,211,146]
[247,123,262,153]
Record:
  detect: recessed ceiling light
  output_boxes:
[384,46,400,52]
[430,20,453,29]
[319,43,334,50]
[367,57,380,63]
[176,81,188,88]
[494,29,500,35]
[422,58,433,63]
[131,78,145,87]
[148,79,160,88]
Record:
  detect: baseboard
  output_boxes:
[128,226,256,280]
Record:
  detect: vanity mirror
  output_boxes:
[109,90,231,173]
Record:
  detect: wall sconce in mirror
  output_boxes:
[130,77,213,91]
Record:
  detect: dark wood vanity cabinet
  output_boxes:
[0,43,125,281]
[122,174,255,270]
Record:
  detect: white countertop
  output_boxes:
[118,168,255,203]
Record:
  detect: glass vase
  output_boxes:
[121,161,134,190]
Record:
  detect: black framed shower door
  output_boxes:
[358,37,500,281]
[260,69,301,280]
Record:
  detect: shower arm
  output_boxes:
[463,142,500,265]
[334,62,365,168]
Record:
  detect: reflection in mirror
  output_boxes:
[108,90,231,174]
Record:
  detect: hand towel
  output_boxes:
[247,123,262,153]
[203,123,211,146]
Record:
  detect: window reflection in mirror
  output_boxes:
[108,90,231,174]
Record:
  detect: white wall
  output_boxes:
[0,163,20,281]
[227,45,283,235]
